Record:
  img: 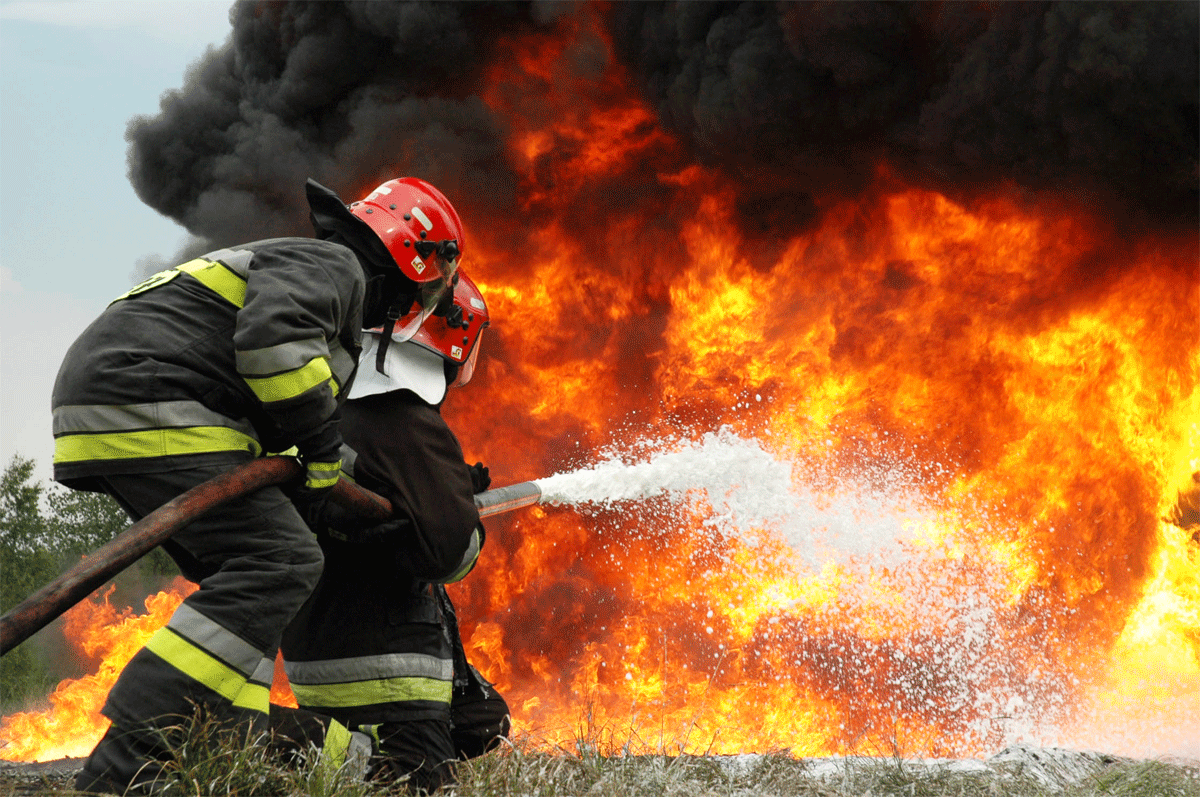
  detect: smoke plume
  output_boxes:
[127,1,537,250]
[128,1,1197,254]
[607,2,1198,230]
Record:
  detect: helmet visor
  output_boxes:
[452,328,485,388]
[389,255,458,343]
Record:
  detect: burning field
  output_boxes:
[2,0,1198,767]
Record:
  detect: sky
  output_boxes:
[1,0,237,483]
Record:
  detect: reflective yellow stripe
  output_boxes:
[231,682,270,714]
[321,720,352,774]
[244,358,334,403]
[306,460,342,490]
[358,723,381,747]
[177,258,248,307]
[109,257,247,306]
[110,269,181,302]
[291,676,452,709]
[145,629,265,713]
[54,426,262,464]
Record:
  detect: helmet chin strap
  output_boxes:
[375,294,415,375]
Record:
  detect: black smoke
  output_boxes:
[127,0,1197,255]
[608,1,1198,230]
[126,1,537,251]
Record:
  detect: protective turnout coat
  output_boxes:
[52,237,364,485]
[281,389,484,727]
[55,236,369,795]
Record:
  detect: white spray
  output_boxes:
[532,426,939,567]
[527,426,1067,751]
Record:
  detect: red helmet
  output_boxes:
[407,271,490,388]
[350,177,464,341]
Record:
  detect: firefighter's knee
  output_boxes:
[290,537,325,593]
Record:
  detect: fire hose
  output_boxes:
[0,457,542,657]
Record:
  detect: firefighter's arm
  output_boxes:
[337,392,482,581]
[234,241,364,485]
[436,523,484,583]
[360,463,483,582]
[326,507,483,582]
[434,462,492,582]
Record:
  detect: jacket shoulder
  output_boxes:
[236,238,363,282]
[239,237,357,261]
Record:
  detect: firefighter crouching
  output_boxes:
[51,176,467,795]
[273,271,510,791]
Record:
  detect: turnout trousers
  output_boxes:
[75,462,324,795]
[278,582,511,792]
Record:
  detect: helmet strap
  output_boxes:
[373,294,413,375]
[375,317,395,375]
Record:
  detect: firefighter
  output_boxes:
[53,176,466,795]
[275,271,510,791]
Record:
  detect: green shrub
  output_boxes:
[0,456,178,713]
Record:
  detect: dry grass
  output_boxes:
[449,735,1200,797]
[1,716,1197,796]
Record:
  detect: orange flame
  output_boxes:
[446,8,1200,758]
[4,6,1197,763]
[0,579,298,763]
[0,579,195,761]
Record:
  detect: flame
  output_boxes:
[448,9,1200,758]
[4,6,1198,762]
[0,578,298,763]
[0,578,195,762]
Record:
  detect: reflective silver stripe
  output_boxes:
[52,401,257,437]
[285,652,452,685]
[249,656,275,686]
[236,337,330,378]
[204,247,254,277]
[338,445,358,481]
[305,459,342,490]
[291,675,450,708]
[167,604,265,677]
[328,340,356,385]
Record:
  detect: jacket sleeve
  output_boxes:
[339,390,482,582]
[233,241,364,444]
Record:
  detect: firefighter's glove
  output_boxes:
[469,462,491,494]
[319,502,414,545]
[342,517,412,545]
[292,423,344,530]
